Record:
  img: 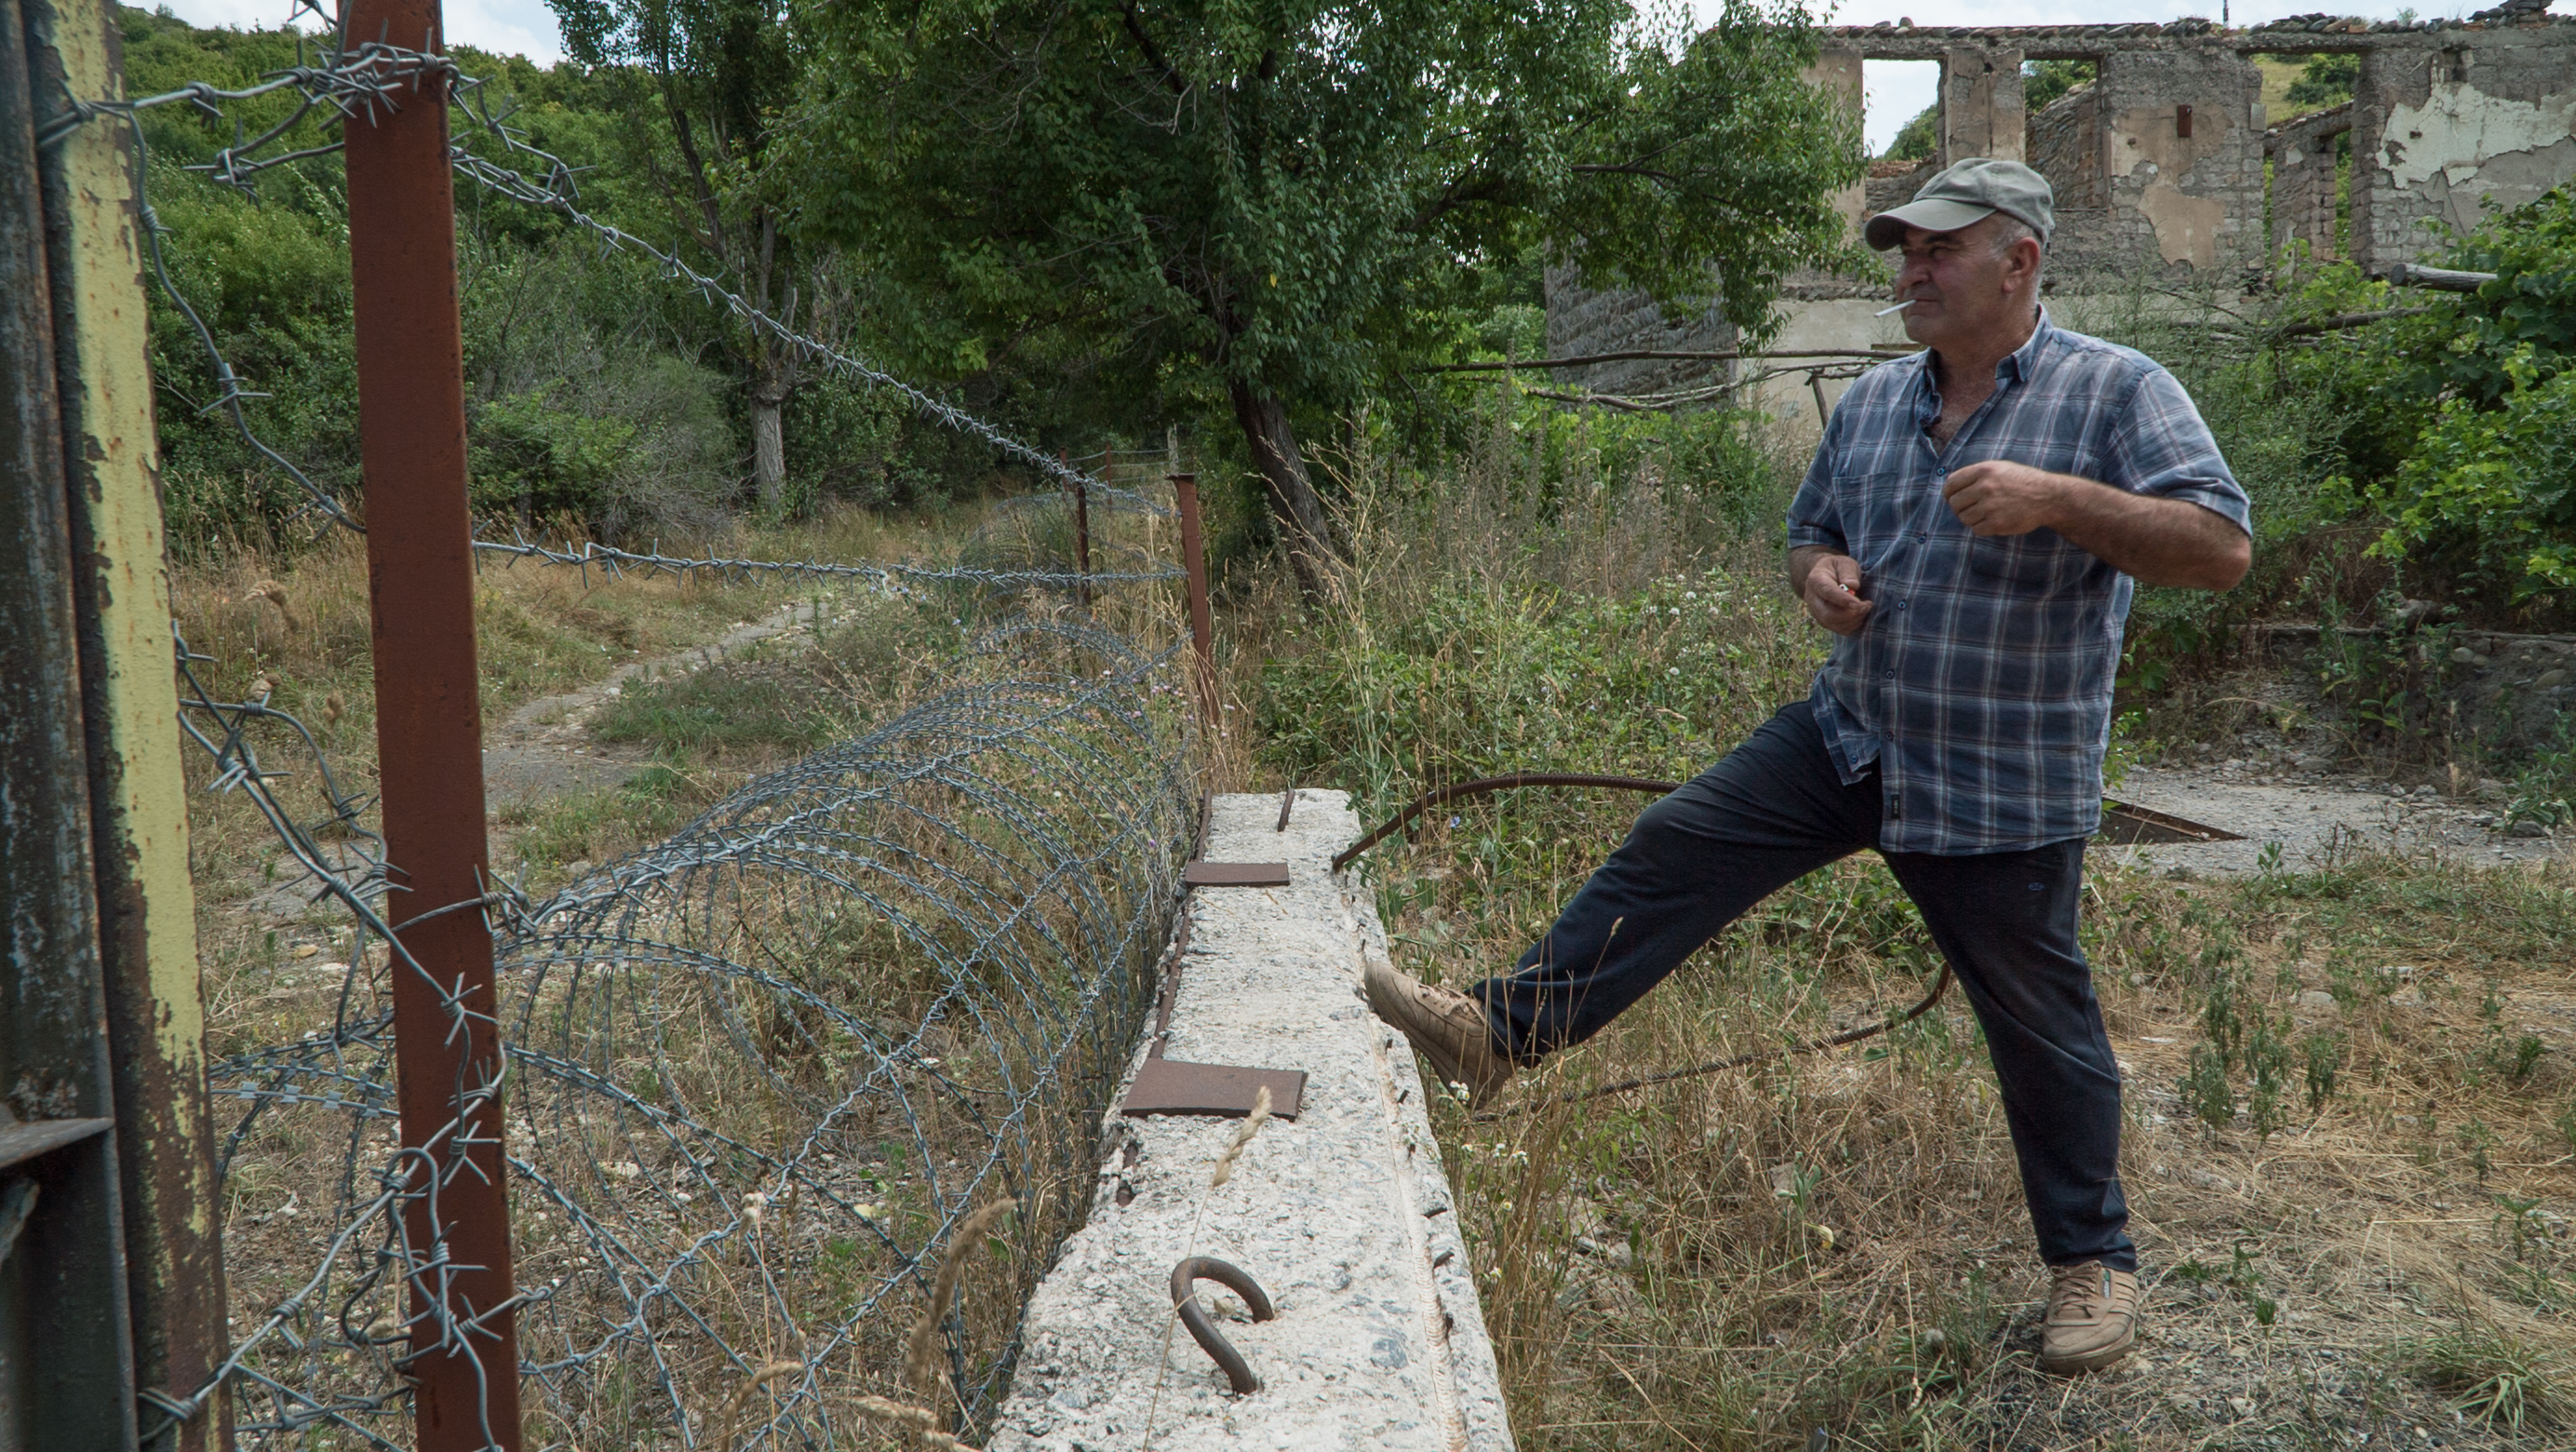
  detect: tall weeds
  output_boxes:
[1246,411,2576,1449]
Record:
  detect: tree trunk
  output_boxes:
[1228,381,1337,598]
[751,367,788,515]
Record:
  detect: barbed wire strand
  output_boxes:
[61,33,1211,1449]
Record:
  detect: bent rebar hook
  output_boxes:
[1169,1256,1276,1394]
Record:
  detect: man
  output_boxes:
[1362,158,2250,1376]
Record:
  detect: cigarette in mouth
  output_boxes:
[1875,299,1917,316]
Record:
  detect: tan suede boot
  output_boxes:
[1362,955,1516,1110]
[2039,1260,2141,1375]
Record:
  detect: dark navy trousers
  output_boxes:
[1472,699,2135,1271]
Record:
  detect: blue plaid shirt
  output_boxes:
[1786,312,2250,854]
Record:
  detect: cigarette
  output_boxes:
[1874,299,1917,316]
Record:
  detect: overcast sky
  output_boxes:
[149,0,2532,153]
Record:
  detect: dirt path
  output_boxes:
[232,595,829,927]
[477,594,827,808]
[2104,763,2569,877]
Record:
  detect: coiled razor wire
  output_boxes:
[197,617,1196,1447]
[54,26,1213,1446]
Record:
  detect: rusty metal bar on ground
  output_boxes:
[0,6,143,1436]
[1171,472,1214,721]
[1338,773,2237,1119]
[342,0,523,1445]
[1170,1257,1276,1394]
[33,0,233,1441]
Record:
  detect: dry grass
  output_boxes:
[1241,420,2576,1449]
[192,492,1206,1448]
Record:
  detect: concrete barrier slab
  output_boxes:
[987,790,1512,1452]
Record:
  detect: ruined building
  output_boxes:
[1543,12,2576,412]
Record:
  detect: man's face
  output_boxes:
[1892,214,2033,353]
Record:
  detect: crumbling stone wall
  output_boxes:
[2355,27,2576,266]
[1543,15,2576,404]
[2270,101,2355,260]
[1539,268,1737,396]
[2028,83,2106,211]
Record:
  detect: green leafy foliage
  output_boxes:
[2285,52,2358,110]
[1883,105,1936,163]
[2021,59,2094,114]
[794,0,1862,551]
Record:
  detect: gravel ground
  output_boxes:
[2102,764,2569,878]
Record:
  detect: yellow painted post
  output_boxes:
[33,0,230,1444]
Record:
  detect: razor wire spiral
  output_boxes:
[193,615,1198,1448]
[75,22,1217,1447]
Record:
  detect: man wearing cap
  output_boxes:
[1362,158,2250,1375]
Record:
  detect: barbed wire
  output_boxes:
[190,617,1193,1448]
[62,27,1211,1446]
[470,531,1179,591]
[37,38,1174,533]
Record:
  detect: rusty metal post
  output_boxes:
[1170,473,1214,721]
[0,0,141,1440]
[29,0,230,1441]
[1066,449,1092,608]
[341,2,522,1447]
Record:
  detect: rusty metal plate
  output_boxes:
[1184,861,1290,888]
[0,1114,113,1173]
[2098,800,2242,845]
[1120,1059,1306,1121]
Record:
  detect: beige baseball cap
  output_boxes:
[1864,157,2056,251]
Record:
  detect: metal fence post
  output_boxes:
[1,0,141,1441]
[29,0,231,1441]
[1066,449,1092,608]
[1170,473,1213,720]
[341,1,523,1447]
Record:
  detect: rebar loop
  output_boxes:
[1168,1257,1276,1394]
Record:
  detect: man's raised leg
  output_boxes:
[1365,700,1879,1106]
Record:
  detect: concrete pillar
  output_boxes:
[1940,46,2026,164]
[1805,45,1868,243]
[2094,46,2265,273]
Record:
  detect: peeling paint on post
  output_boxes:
[1,0,141,1439]
[341,0,523,1446]
[30,0,230,1440]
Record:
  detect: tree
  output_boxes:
[794,0,1861,594]
[551,0,806,512]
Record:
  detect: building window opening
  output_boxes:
[1866,60,1941,164]
[2024,58,2103,209]
[2254,52,2359,265]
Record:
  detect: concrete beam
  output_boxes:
[986,791,1511,1452]
[1806,46,1868,243]
[1940,46,2027,164]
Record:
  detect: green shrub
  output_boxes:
[2378,356,2576,597]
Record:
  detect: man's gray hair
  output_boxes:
[1989,213,2046,283]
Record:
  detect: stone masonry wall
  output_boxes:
[1542,17,2576,392]
[2355,28,2576,271]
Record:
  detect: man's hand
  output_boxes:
[1794,548,1873,636]
[1942,460,2251,589]
[1942,460,2066,536]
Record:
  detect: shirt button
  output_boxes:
[1883,669,1895,679]
[1898,601,1910,611]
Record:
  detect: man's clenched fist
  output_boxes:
[1800,551,1873,637]
[1942,459,2068,536]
